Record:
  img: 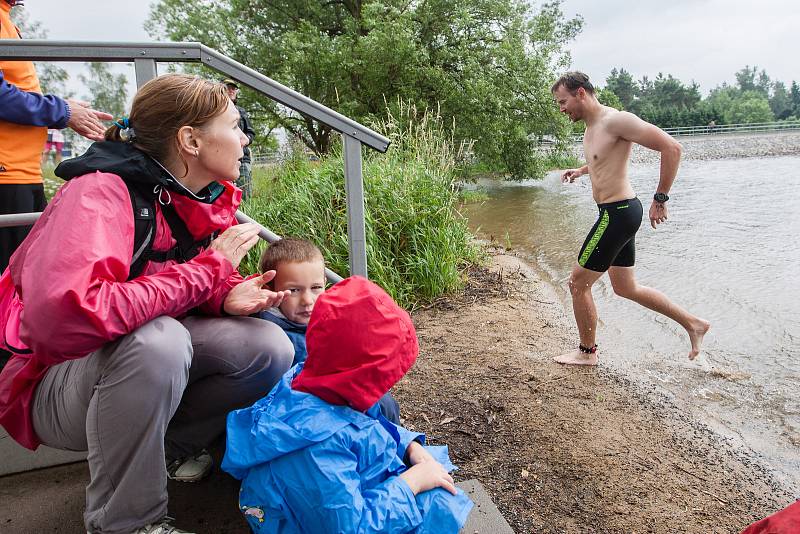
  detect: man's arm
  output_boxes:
[608,111,682,228]
[608,111,682,196]
[0,68,69,127]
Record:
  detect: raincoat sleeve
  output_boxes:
[0,69,69,128]
[273,440,423,533]
[17,175,235,364]
[198,270,244,316]
[393,424,425,461]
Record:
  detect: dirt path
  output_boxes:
[394,250,794,533]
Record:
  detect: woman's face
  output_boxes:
[195,101,248,183]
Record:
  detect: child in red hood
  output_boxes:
[223,276,474,533]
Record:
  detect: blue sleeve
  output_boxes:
[0,69,69,128]
[273,440,423,533]
[393,423,425,460]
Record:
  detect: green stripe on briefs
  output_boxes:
[617,204,629,209]
[579,210,609,267]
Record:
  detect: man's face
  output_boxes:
[553,85,585,122]
[225,85,239,102]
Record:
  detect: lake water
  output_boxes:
[461,155,800,491]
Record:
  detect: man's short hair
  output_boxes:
[259,237,324,274]
[551,71,595,95]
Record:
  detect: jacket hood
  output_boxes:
[55,141,226,205]
[292,276,418,412]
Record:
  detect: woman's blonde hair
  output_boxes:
[105,73,229,176]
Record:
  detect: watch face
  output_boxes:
[654,193,669,202]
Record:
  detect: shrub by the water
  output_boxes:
[240,106,483,309]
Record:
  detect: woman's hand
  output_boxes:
[399,460,457,496]
[210,223,262,269]
[223,271,290,316]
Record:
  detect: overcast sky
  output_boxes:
[16,0,800,100]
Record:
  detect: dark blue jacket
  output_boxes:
[255,310,307,366]
[0,69,69,128]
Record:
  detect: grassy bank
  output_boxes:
[241,109,484,309]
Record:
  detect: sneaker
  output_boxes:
[87,516,195,534]
[166,449,213,483]
[133,517,196,534]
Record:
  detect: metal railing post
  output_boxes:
[343,135,368,278]
[134,58,157,87]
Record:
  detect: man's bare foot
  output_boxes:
[687,319,711,360]
[553,349,598,366]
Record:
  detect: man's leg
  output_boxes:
[608,266,710,359]
[32,317,192,534]
[164,315,294,460]
[554,264,605,365]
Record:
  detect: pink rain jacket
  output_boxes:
[0,170,243,449]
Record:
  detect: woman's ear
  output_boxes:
[175,125,199,157]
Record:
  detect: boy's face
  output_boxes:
[273,260,326,325]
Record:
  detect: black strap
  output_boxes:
[127,183,157,280]
[125,184,215,280]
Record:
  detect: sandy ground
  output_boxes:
[393,249,795,533]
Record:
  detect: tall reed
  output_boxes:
[241,104,483,308]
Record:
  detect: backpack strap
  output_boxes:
[127,183,157,280]
[125,183,217,281]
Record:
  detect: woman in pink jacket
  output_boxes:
[0,74,295,534]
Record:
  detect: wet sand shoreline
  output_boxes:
[396,249,795,532]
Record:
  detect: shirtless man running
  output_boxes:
[551,71,710,366]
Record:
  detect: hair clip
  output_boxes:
[114,117,136,142]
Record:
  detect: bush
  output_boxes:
[240,105,484,309]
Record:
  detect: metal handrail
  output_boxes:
[0,40,385,279]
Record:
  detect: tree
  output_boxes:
[707,86,773,124]
[790,81,800,118]
[605,68,636,109]
[735,65,770,97]
[78,63,128,121]
[147,0,583,179]
[769,81,793,120]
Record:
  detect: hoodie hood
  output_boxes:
[292,276,418,412]
[55,141,227,205]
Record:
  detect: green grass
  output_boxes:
[240,106,484,309]
[458,190,489,203]
[42,166,63,201]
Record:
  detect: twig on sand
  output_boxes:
[528,375,567,392]
[699,489,729,505]
[673,463,708,482]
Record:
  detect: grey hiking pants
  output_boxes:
[30,315,294,534]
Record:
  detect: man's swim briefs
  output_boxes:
[577,197,642,272]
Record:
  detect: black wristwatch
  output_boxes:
[653,192,669,203]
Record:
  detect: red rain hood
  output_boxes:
[292,276,418,412]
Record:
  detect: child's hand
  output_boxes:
[399,460,457,496]
[223,271,290,316]
[405,441,435,466]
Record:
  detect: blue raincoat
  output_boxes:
[222,364,473,533]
